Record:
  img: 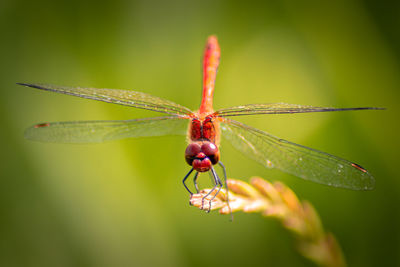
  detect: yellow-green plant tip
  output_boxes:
[302,201,325,240]
[227,179,260,198]
[189,192,224,211]
[262,204,288,219]
[274,182,302,213]
[243,199,270,213]
[219,205,232,214]
[324,233,347,267]
[189,176,346,267]
[251,177,282,203]
[282,216,308,237]
[298,234,346,267]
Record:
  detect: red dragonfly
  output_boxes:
[19,36,380,209]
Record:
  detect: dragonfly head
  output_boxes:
[185,141,220,172]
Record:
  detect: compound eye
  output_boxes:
[201,142,218,156]
[185,143,201,165]
[201,142,220,165]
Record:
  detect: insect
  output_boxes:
[20,36,381,211]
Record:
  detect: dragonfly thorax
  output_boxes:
[185,141,220,172]
[188,116,220,145]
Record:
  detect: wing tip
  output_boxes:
[358,107,386,111]
[356,174,375,191]
[17,82,44,90]
[23,125,37,141]
[24,123,50,141]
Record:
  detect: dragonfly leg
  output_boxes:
[209,167,223,211]
[193,172,200,193]
[201,167,222,213]
[183,168,195,195]
[219,162,233,221]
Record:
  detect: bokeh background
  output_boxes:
[1,0,399,266]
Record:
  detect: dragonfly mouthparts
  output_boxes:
[196,152,206,159]
[192,157,212,172]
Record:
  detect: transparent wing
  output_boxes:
[25,116,188,143]
[214,103,382,117]
[18,83,193,116]
[220,118,375,190]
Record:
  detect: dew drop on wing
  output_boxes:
[337,164,344,173]
[266,159,273,168]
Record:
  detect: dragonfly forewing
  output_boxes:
[18,83,193,116]
[220,118,375,190]
[25,116,189,143]
[214,103,383,117]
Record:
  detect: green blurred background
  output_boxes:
[1,0,399,266]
